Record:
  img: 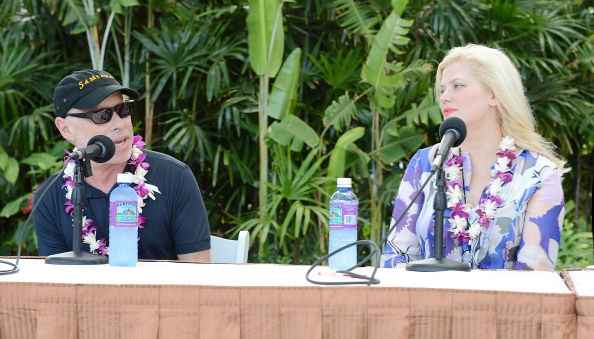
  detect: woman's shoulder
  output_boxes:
[514,148,562,188]
[413,144,439,160]
[405,145,439,173]
[516,148,559,172]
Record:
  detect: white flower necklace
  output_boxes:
[62,136,161,255]
[444,136,516,247]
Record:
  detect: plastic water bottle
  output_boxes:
[328,177,358,270]
[109,173,138,267]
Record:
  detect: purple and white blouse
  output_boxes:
[382,144,564,270]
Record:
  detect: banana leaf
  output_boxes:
[267,48,301,120]
[327,127,366,195]
[371,126,423,164]
[247,0,284,78]
[361,10,413,108]
[268,114,320,149]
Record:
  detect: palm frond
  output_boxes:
[161,109,213,166]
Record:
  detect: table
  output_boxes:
[0,258,576,339]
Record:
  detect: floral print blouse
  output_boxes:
[381,144,564,270]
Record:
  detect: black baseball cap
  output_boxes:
[53,69,140,118]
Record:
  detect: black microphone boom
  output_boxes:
[431,117,467,172]
[46,136,112,265]
[69,135,116,163]
[305,118,470,282]
[406,116,470,272]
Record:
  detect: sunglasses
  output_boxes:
[66,100,134,124]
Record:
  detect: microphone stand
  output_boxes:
[406,165,470,272]
[45,158,108,265]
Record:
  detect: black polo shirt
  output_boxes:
[33,150,210,259]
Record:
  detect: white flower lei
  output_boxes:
[445,136,516,246]
[62,136,160,255]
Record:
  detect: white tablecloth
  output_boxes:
[0,258,570,294]
[568,270,594,296]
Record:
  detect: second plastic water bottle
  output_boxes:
[109,173,138,267]
[328,177,358,270]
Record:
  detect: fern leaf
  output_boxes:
[323,92,357,130]
[333,0,380,39]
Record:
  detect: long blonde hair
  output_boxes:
[435,44,568,175]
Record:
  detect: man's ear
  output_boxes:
[55,117,74,143]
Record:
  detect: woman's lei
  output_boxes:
[62,135,160,255]
[444,136,516,247]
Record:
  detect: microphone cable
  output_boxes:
[0,161,68,276]
[305,169,436,286]
[305,240,381,286]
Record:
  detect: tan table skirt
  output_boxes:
[576,296,593,339]
[0,282,575,339]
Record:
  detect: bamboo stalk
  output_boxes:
[258,75,269,218]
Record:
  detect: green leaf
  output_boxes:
[375,136,405,163]
[384,118,400,137]
[327,127,365,179]
[0,193,30,218]
[269,115,320,148]
[290,138,304,152]
[278,202,299,247]
[63,3,99,33]
[372,126,423,164]
[269,122,293,146]
[212,145,223,187]
[323,92,357,130]
[333,0,381,38]
[295,204,305,237]
[4,157,19,184]
[335,126,365,148]
[267,48,302,120]
[0,152,7,170]
[247,0,284,77]
[327,147,348,180]
[283,115,319,148]
[361,11,413,108]
[396,89,442,126]
[62,7,80,26]
[21,153,59,170]
[109,0,140,14]
[398,126,424,151]
[205,61,231,102]
[309,49,363,91]
[391,0,409,17]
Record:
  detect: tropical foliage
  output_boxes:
[0,0,592,268]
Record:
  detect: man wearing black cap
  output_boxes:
[33,70,211,262]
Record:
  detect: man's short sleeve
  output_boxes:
[169,166,211,254]
[33,176,70,256]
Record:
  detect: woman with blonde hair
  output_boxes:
[382,44,566,270]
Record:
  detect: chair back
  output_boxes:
[210,230,250,263]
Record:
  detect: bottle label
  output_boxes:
[109,201,138,227]
[329,202,358,230]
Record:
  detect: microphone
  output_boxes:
[69,135,116,163]
[431,117,467,172]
